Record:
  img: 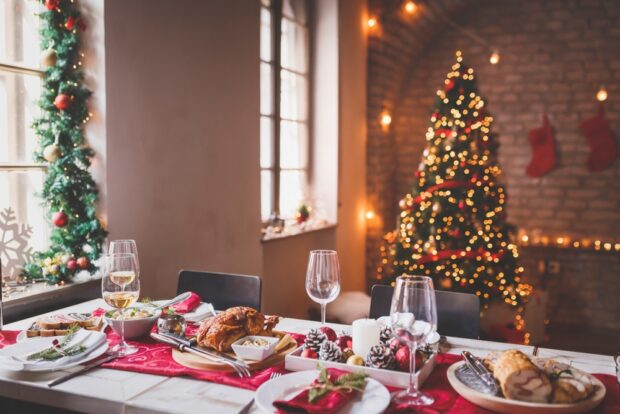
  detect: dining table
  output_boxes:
[0,298,617,414]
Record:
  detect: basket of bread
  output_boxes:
[447,349,607,414]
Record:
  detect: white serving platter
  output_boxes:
[285,346,437,388]
[446,360,607,414]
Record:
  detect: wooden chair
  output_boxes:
[369,284,480,339]
[177,270,262,311]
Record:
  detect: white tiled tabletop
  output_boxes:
[2,299,616,413]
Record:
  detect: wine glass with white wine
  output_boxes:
[102,253,140,356]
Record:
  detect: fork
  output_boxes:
[238,371,282,414]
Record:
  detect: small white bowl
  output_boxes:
[231,336,280,361]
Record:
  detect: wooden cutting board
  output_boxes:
[172,334,298,372]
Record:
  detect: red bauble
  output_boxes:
[414,171,421,178]
[77,18,87,31]
[319,326,337,342]
[395,345,410,371]
[54,94,71,110]
[52,211,68,227]
[450,229,461,238]
[445,79,455,91]
[67,259,77,271]
[337,335,352,350]
[458,200,465,210]
[44,0,59,10]
[65,16,76,30]
[388,337,401,353]
[76,256,89,269]
[301,348,317,359]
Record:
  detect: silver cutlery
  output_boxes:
[238,371,282,414]
[48,352,121,387]
[150,292,192,312]
[150,333,251,377]
[461,351,499,395]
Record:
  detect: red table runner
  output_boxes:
[1,330,618,413]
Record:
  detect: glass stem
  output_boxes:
[407,342,419,396]
[120,307,126,349]
[321,303,326,325]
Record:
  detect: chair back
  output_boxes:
[369,284,480,339]
[177,270,262,311]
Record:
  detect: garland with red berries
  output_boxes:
[22,0,107,284]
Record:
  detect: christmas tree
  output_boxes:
[378,51,531,309]
[21,0,107,284]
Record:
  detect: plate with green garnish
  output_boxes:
[0,327,108,372]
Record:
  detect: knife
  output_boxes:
[161,333,250,369]
[150,333,250,377]
[48,353,119,387]
[461,351,499,394]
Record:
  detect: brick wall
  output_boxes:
[367,0,620,332]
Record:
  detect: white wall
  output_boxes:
[102,0,368,315]
[104,0,262,299]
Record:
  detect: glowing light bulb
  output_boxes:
[489,51,500,65]
[596,85,608,102]
[404,1,417,14]
[367,17,377,29]
[365,210,375,220]
[380,110,392,129]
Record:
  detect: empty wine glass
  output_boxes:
[390,275,437,407]
[305,250,341,325]
[102,253,140,356]
[109,240,140,275]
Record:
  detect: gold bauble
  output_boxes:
[432,202,442,214]
[43,144,61,162]
[346,355,365,366]
[41,48,57,68]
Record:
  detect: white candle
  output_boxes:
[352,318,381,359]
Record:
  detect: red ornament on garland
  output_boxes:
[445,79,455,91]
[52,211,68,227]
[54,94,72,110]
[44,0,59,10]
[458,200,466,210]
[65,16,76,30]
[67,259,77,271]
[76,256,90,269]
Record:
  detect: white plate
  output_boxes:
[447,360,607,414]
[255,370,390,414]
[0,333,108,372]
[152,301,215,323]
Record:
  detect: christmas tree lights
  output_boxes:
[22,0,107,284]
[377,52,531,309]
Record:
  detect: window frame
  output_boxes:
[260,0,313,221]
[0,0,47,252]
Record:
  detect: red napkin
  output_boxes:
[273,368,362,414]
[171,292,202,314]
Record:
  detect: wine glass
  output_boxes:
[305,250,341,325]
[390,275,437,407]
[102,253,140,356]
[108,240,140,275]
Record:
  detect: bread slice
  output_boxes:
[27,314,103,337]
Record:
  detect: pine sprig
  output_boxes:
[307,367,367,403]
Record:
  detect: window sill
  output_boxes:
[261,222,337,243]
[2,277,101,324]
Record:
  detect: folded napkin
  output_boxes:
[0,330,106,371]
[171,292,202,314]
[273,369,363,414]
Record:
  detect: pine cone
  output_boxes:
[304,328,327,352]
[380,325,393,346]
[366,345,395,370]
[318,340,343,362]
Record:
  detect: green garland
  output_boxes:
[22,0,107,284]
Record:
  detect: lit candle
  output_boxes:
[352,318,381,359]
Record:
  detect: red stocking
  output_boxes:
[526,114,556,178]
[580,106,618,172]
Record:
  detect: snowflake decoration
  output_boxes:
[0,207,34,278]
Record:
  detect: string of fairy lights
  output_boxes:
[367,1,608,134]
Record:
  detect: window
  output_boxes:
[0,0,48,263]
[260,0,311,221]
